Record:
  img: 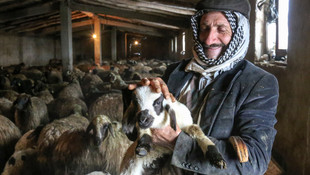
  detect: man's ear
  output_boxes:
[165,104,177,131]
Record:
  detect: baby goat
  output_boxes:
[121,86,226,174]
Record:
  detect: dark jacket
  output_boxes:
[163,59,279,175]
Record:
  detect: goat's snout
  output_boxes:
[137,109,154,129]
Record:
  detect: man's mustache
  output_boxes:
[202,43,226,49]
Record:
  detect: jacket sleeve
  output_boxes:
[170,74,279,175]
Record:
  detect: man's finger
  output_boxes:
[150,79,161,93]
[128,83,137,90]
[160,83,170,100]
[141,77,150,86]
[128,78,150,90]
[170,93,176,102]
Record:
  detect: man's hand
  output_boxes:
[128,77,176,102]
[151,124,181,151]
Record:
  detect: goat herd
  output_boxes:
[0,58,170,175]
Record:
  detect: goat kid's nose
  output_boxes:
[137,109,154,129]
[139,110,149,121]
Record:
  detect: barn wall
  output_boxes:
[73,36,94,64]
[0,34,59,66]
[141,36,169,60]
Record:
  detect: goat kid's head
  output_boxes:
[123,86,176,141]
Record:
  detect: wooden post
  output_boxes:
[93,15,102,66]
[125,33,128,58]
[111,27,117,61]
[60,0,73,72]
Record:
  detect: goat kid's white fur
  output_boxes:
[121,86,219,174]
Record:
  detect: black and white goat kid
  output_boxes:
[121,86,226,174]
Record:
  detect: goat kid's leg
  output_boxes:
[135,129,152,157]
[184,125,227,169]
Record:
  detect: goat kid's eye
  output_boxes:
[154,100,160,106]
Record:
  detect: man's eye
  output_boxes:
[218,27,226,33]
[200,26,210,31]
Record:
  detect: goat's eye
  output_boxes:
[153,95,164,115]
[153,96,163,106]
[155,100,160,106]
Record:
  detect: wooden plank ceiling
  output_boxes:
[0,0,198,37]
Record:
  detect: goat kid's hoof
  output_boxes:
[209,156,227,169]
[135,146,148,157]
[135,142,151,157]
[206,145,227,169]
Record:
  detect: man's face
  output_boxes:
[199,11,232,59]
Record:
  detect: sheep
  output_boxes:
[13,93,49,134]
[108,72,128,90]
[46,69,63,84]
[36,113,89,171]
[35,89,54,105]
[14,129,40,151]
[0,75,10,90]
[63,67,85,82]
[56,80,84,100]
[0,90,19,102]
[52,115,132,175]
[80,72,107,99]
[0,97,13,121]
[1,148,40,175]
[10,78,34,95]
[46,82,69,98]
[88,91,123,122]
[21,68,45,82]
[121,86,226,174]
[0,114,22,172]
[47,97,88,120]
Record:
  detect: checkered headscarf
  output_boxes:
[190,10,250,68]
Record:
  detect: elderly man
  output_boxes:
[127,0,279,174]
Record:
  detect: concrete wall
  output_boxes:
[73,37,94,63]
[0,34,59,66]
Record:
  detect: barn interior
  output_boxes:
[0,0,309,174]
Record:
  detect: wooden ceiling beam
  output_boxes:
[70,0,190,28]
[75,0,195,16]
[38,17,176,37]
[0,1,59,24]
[100,18,176,37]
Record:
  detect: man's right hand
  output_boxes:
[128,77,175,102]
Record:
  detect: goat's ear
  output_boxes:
[122,88,134,114]
[122,103,138,141]
[165,104,177,131]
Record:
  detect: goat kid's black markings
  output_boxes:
[153,94,164,115]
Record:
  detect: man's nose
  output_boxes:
[204,28,218,46]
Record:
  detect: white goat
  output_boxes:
[121,86,226,174]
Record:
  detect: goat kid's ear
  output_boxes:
[122,104,138,141]
[165,104,177,131]
[122,88,134,114]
